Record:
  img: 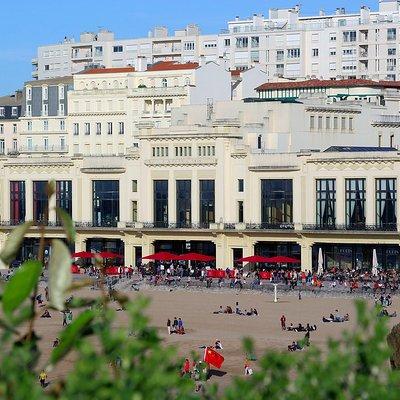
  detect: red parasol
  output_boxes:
[142,251,179,261]
[71,251,95,259]
[177,252,215,262]
[71,264,81,274]
[99,251,123,259]
[265,256,301,264]
[235,255,270,263]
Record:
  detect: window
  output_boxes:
[388,48,396,56]
[312,48,319,57]
[343,31,356,42]
[56,181,72,221]
[153,180,168,228]
[0,107,5,117]
[376,179,397,229]
[26,105,32,117]
[113,45,123,52]
[12,139,17,151]
[94,46,103,56]
[330,33,337,41]
[43,120,48,131]
[238,179,244,192]
[250,51,260,62]
[0,139,4,154]
[345,179,366,228]
[349,117,354,131]
[33,181,49,223]
[132,201,138,222]
[161,78,167,88]
[310,115,315,130]
[96,122,101,135]
[59,85,65,100]
[184,42,195,51]
[257,135,262,149]
[60,120,65,131]
[276,50,284,61]
[251,36,259,48]
[42,104,48,116]
[13,124,17,133]
[42,86,48,100]
[261,179,293,226]
[73,123,79,135]
[316,179,336,228]
[132,180,138,192]
[387,59,396,71]
[333,117,338,130]
[27,121,32,131]
[10,181,25,224]
[238,201,244,223]
[60,137,65,149]
[388,28,397,41]
[176,180,191,227]
[27,137,33,150]
[107,122,113,135]
[44,137,49,150]
[92,180,120,227]
[341,117,346,131]
[11,107,18,117]
[84,123,90,135]
[236,37,248,48]
[318,116,323,130]
[59,103,65,116]
[0,124,3,134]
[287,48,300,58]
[224,39,230,47]
[329,62,336,71]
[326,116,331,130]
[390,134,395,147]
[27,87,32,101]
[329,48,336,56]
[199,180,215,226]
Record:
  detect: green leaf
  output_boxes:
[46,180,56,198]
[56,208,76,243]
[0,222,33,265]
[49,239,72,311]
[50,309,95,364]
[2,260,42,317]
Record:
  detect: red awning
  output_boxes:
[177,252,215,262]
[71,251,95,259]
[265,256,301,264]
[99,251,123,259]
[142,251,179,261]
[235,255,270,263]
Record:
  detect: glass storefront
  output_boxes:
[154,240,216,257]
[345,179,366,228]
[316,179,336,227]
[154,180,168,228]
[56,180,72,222]
[176,180,191,227]
[255,241,300,259]
[10,181,25,224]
[92,180,119,227]
[261,179,293,225]
[376,178,397,229]
[33,181,48,223]
[313,243,400,271]
[199,180,215,226]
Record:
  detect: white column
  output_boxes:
[25,180,33,220]
[366,176,375,226]
[169,172,176,224]
[299,240,314,272]
[336,177,345,226]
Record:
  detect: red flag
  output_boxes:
[204,347,224,369]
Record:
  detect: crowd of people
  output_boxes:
[213,302,259,317]
[166,317,185,335]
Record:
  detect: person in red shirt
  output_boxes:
[182,358,191,376]
[280,314,286,330]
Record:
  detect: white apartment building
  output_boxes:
[32,1,400,82]
[68,61,231,156]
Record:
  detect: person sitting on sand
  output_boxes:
[224,306,233,314]
[215,340,223,350]
[53,338,60,347]
[213,306,224,314]
[40,309,51,318]
[378,309,397,318]
[235,302,241,315]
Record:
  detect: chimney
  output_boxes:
[137,56,147,72]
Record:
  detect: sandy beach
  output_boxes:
[32,284,399,388]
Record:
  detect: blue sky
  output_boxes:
[0,0,378,95]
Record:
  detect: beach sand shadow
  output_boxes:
[209,369,227,378]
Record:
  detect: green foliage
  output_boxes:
[1,221,400,399]
[56,208,76,243]
[48,239,72,311]
[0,221,33,264]
[2,260,42,317]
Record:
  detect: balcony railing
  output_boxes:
[246,223,295,230]
[303,224,398,232]
[19,145,69,153]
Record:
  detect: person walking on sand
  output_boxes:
[39,370,47,388]
[167,318,171,335]
[280,314,287,330]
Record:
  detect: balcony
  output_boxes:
[303,224,398,232]
[372,115,400,127]
[71,51,93,61]
[246,223,295,230]
[31,58,38,65]
[130,86,187,98]
[152,45,182,55]
[19,145,69,154]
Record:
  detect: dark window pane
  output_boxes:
[56,181,72,222]
[176,180,191,227]
[10,181,25,224]
[345,179,366,228]
[199,180,215,226]
[154,180,168,227]
[376,178,397,229]
[92,180,119,227]
[316,179,336,227]
[261,179,293,225]
[33,181,48,223]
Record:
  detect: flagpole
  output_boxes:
[273,283,278,303]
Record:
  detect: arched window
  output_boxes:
[184,77,190,86]
[161,78,168,88]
